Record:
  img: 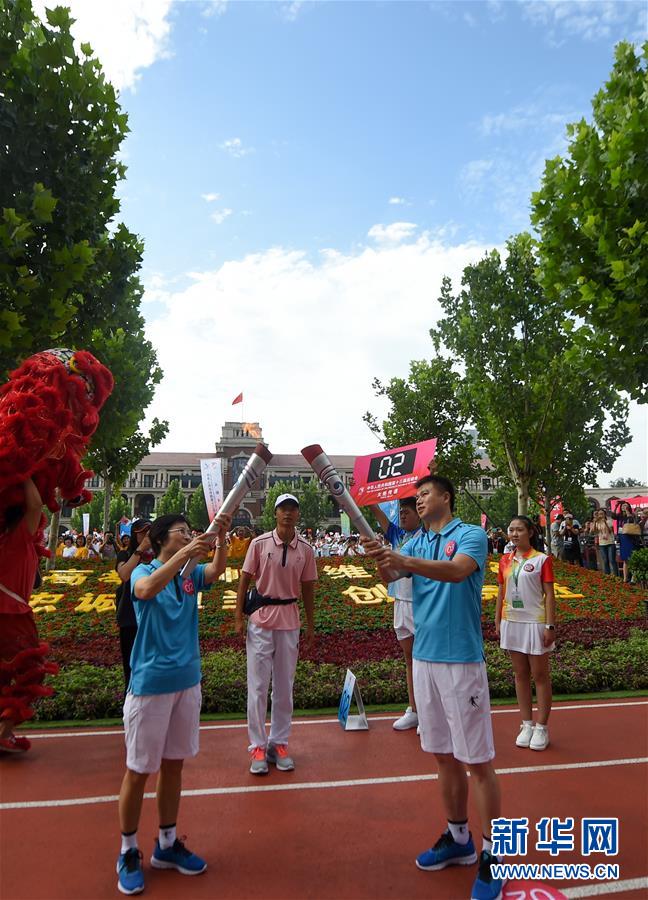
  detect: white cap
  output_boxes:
[274,493,300,509]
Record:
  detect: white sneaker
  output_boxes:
[393,707,419,731]
[530,724,549,751]
[515,722,535,748]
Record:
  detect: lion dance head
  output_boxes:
[0,349,114,542]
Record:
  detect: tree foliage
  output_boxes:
[83,325,169,529]
[532,41,648,401]
[609,477,643,488]
[70,490,129,534]
[364,359,482,488]
[187,488,210,531]
[0,0,169,528]
[261,479,329,533]
[156,480,185,518]
[433,233,630,514]
[0,0,142,374]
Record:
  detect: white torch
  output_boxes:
[181,442,273,577]
[301,443,376,540]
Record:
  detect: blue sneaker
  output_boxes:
[471,850,505,900]
[116,848,144,895]
[150,838,207,875]
[416,830,478,871]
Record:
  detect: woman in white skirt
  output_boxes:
[495,516,556,751]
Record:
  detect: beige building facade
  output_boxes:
[81,421,646,527]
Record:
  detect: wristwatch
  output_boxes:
[545,624,555,630]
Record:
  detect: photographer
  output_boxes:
[559,516,583,567]
[99,531,118,561]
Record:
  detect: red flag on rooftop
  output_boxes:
[232,393,243,405]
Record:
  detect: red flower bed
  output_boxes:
[37,556,647,669]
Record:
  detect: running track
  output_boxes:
[0,698,646,900]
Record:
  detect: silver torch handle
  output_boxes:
[301,444,376,540]
[180,442,273,577]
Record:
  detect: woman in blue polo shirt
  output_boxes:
[115,511,229,896]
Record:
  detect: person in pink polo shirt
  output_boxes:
[235,493,317,775]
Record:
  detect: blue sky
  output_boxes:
[120,0,642,276]
[37,0,647,483]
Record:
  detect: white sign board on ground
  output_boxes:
[338,668,368,731]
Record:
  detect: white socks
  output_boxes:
[448,820,470,845]
[159,824,177,850]
[120,831,138,854]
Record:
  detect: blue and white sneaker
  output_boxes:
[471,850,506,900]
[116,848,144,895]
[150,838,207,875]
[416,830,478,870]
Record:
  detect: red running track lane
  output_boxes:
[0,698,646,900]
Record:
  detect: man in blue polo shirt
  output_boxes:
[365,475,504,900]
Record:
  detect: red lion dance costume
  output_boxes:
[0,349,113,749]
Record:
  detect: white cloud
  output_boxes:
[280,2,304,22]
[367,222,418,244]
[33,0,173,91]
[220,137,254,158]
[142,233,495,455]
[210,208,233,224]
[201,192,221,202]
[459,160,494,197]
[480,104,579,136]
[521,1,646,45]
[201,0,228,17]
[388,196,407,205]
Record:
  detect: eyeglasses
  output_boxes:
[168,528,192,538]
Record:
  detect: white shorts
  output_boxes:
[393,599,415,641]
[123,683,202,774]
[500,621,555,655]
[413,660,495,764]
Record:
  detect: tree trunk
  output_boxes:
[103,477,112,532]
[544,495,552,552]
[516,480,530,516]
[46,509,60,571]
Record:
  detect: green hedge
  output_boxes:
[36,629,648,721]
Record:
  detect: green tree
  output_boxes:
[83,326,169,530]
[433,234,630,514]
[364,358,482,487]
[532,41,648,402]
[0,0,143,376]
[609,477,643,488]
[70,491,105,534]
[187,488,210,531]
[483,484,519,531]
[156,480,185,517]
[260,479,329,533]
[296,477,329,533]
[70,490,129,534]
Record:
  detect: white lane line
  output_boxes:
[2,756,646,811]
[24,700,648,740]
[562,877,648,897]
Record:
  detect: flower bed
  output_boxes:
[31,556,648,719]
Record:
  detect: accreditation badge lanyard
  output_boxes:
[509,556,525,609]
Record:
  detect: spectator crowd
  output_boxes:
[487,502,648,583]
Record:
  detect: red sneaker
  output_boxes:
[0,734,31,753]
